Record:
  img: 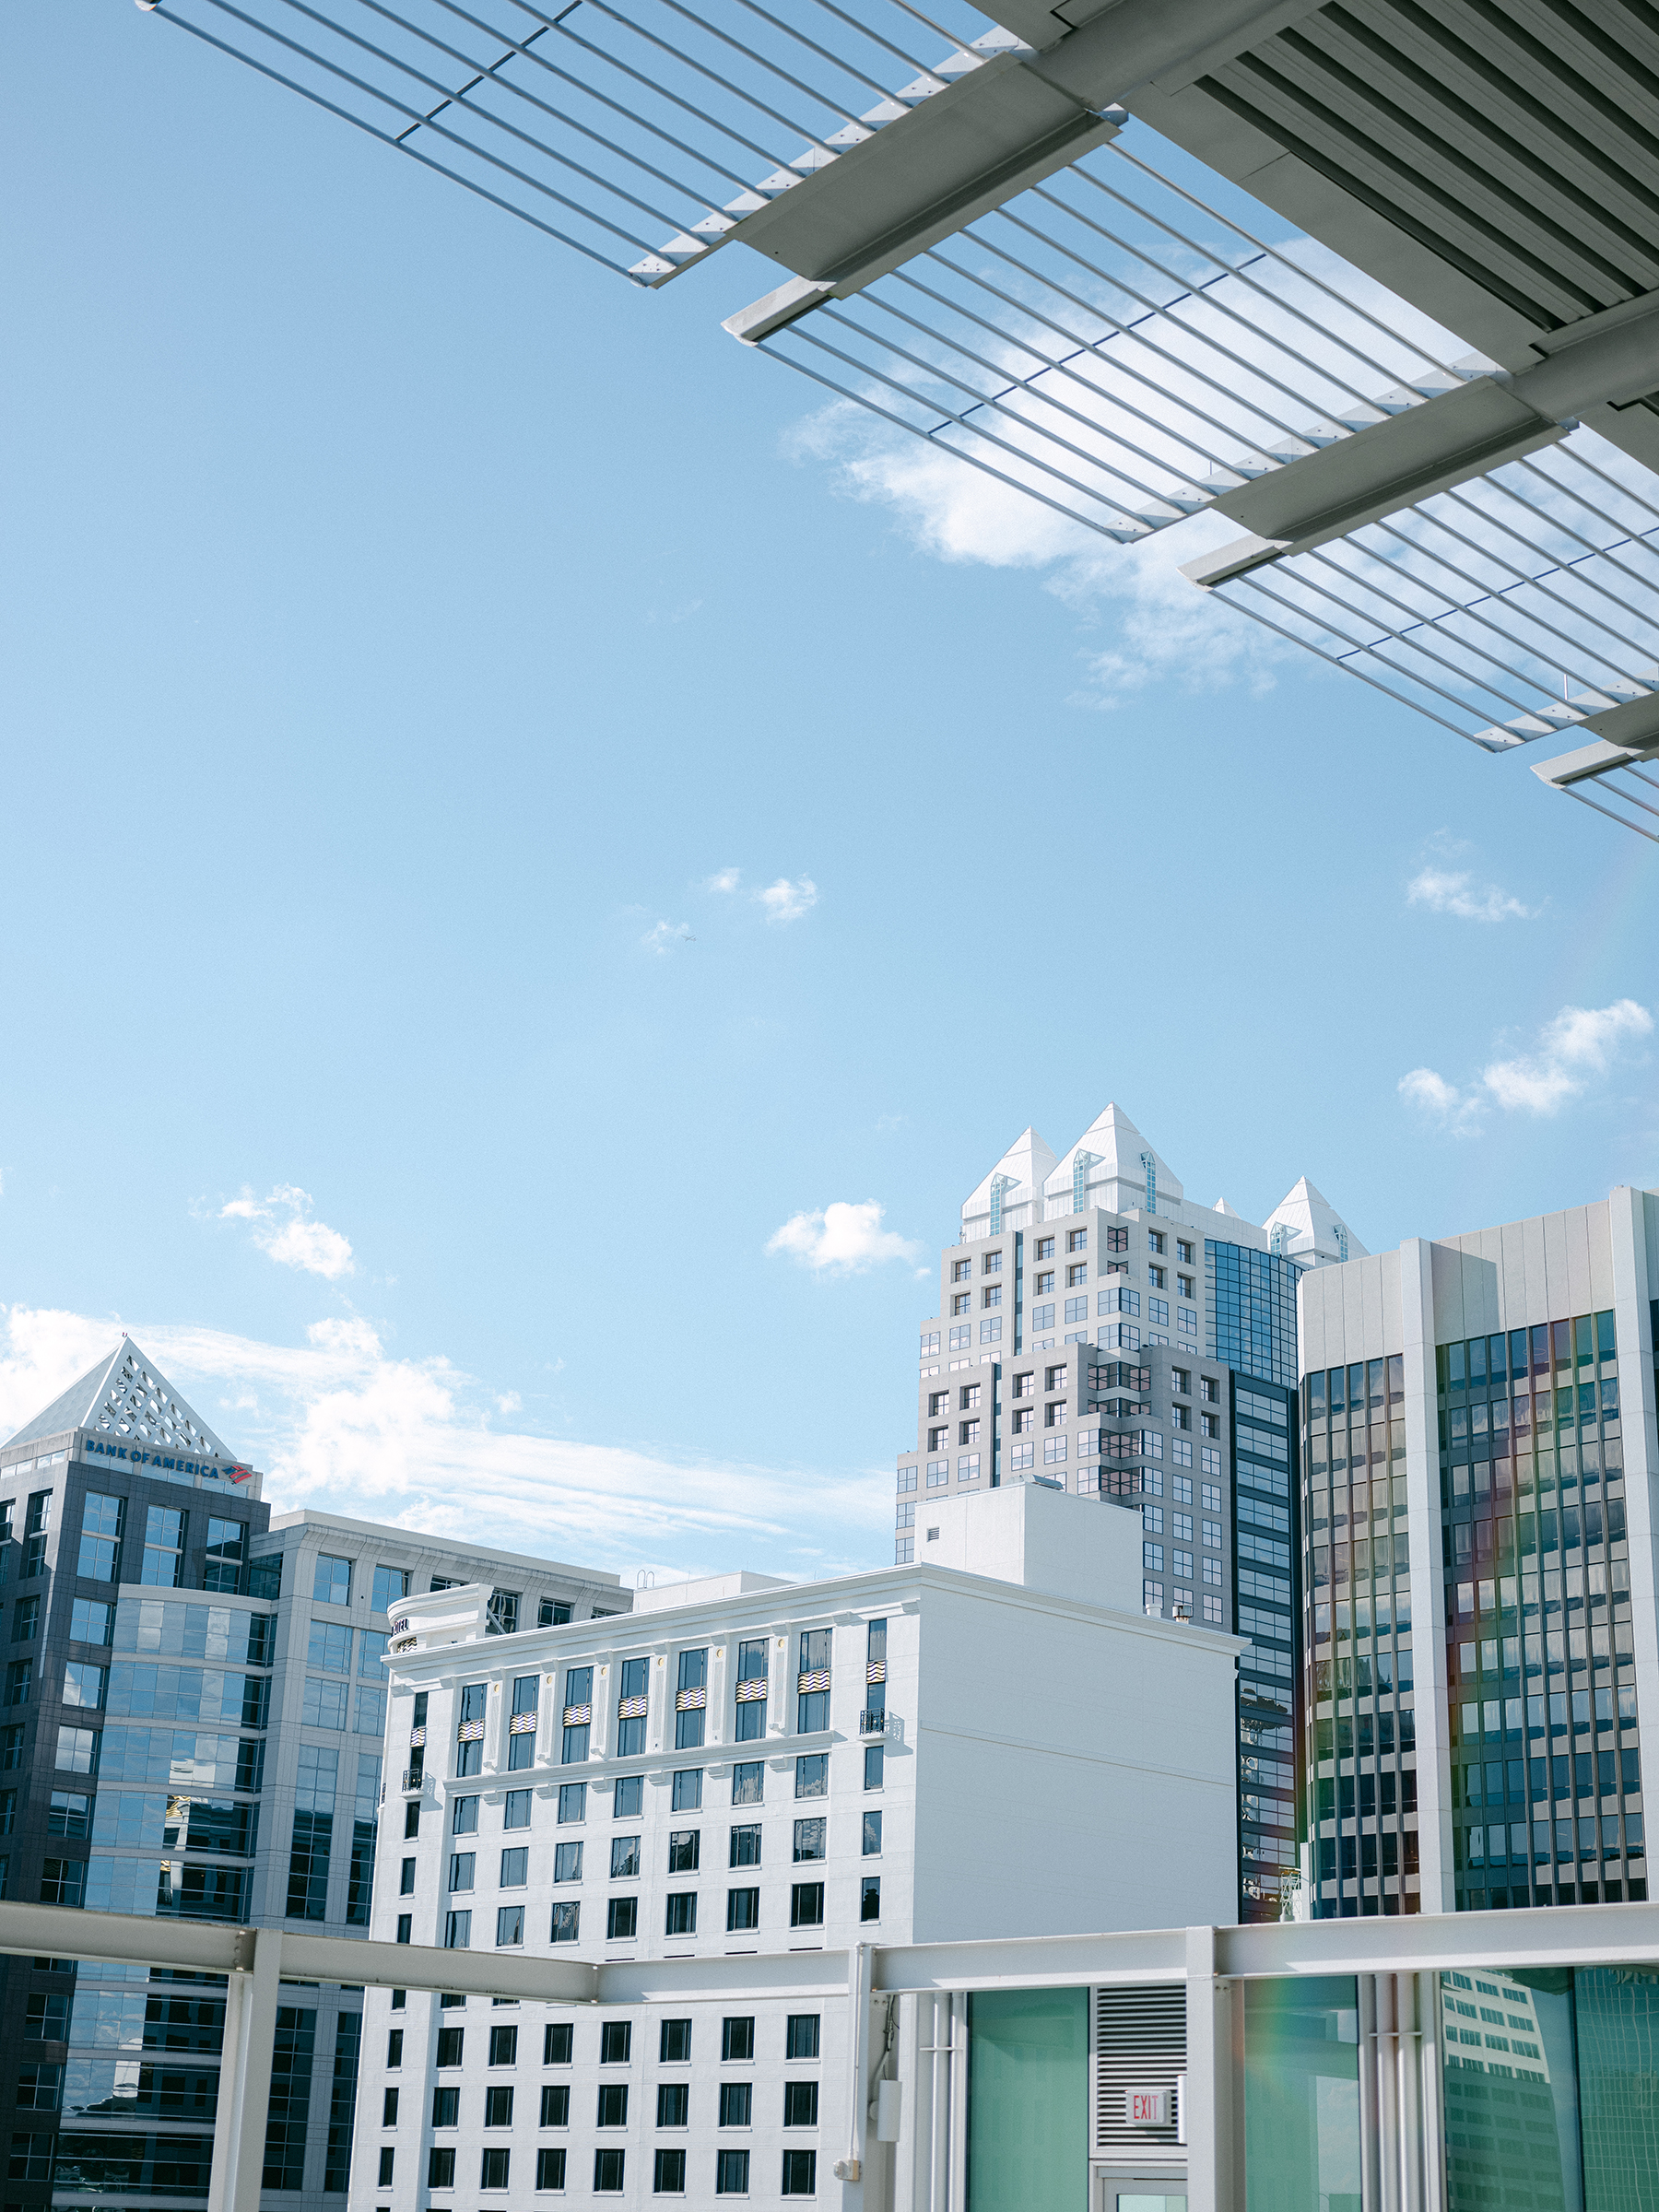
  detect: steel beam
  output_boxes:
[721,0,1331,336]
[1184,294,1659,586]
[729,58,1113,296]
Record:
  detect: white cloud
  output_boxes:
[756,877,818,925]
[766,1199,919,1272]
[1400,999,1653,1131]
[642,920,694,954]
[789,404,1289,704]
[1483,1000,1653,1114]
[1406,865,1535,924]
[1397,1066,1480,1133]
[704,867,741,894]
[219,1186,355,1279]
[0,1307,892,1569]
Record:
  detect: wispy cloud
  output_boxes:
[787,406,1288,705]
[756,877,818,925]
[1406,865,1535,924]
[219,1186,354,1279]
[1400,999,1653,1132]
[0,1306,890,1572]
[642,920,695,954]
[766,1199,919,1273]
[704,867,741,894]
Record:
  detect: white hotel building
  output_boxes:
[353,1487,1241,2211]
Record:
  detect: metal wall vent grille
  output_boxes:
[1093,1983,1185,2157]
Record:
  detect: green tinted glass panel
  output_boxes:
[1244,1976,1360,2212]
[1441,1970,1581,2212]
[968,1989,1086,2212]
[1575,1966,1659,2211]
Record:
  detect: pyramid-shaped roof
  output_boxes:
[1046,1103,1183,1213]
[6,1339,240,1465]
[961,1126,1059,1220]
[1263,1177,1369,1266]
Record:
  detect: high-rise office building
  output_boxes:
[896,1103,1364,1920]
[1296,1186,1656,1920]
[0,1340,626,2212]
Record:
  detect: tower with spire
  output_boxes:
[900,1103,1368,1923]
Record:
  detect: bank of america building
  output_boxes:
[896,1101,1366,1921]
[0,1341,623,2212]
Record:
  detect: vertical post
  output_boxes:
[205,1968,245,2212]
[1377,1977,1402,2212]
[849,1942,872,2178]
[1184,1926,1234,2212]
[947,1993,968,2212]
[206,1927,283,2212]
[1358,1974,1381,2212]
[1418,1970,1448,2212]
[894,1994,923,2212]
[928,1996,949,2212]
[1398,1973,1424,2212]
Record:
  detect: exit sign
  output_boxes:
[1126,2088,1171,2128]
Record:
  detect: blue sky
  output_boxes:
[1,5,1654,1585]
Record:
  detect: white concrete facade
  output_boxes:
[353,1488,1241,2212]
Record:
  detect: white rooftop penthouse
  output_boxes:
[958,1100,1367,1271]
[378,1485,1243,1969]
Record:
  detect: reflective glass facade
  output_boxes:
[1437,1312,1642,1910]
[1234,1378,1299,1916]
[1302,1354,1416,1916]
[1206,1242,1300,1389]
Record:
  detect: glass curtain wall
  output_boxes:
[1440,1962,1659,2211]
[967,1989,1087,2212]
[1436,1315,1642,1909]
[1242,1976,1360,2212]
[1302,1357,1415,1916]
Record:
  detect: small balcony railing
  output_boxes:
[401,1768,426,1793]
[858,1709,890,1739]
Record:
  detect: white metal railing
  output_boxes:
[3,1898,1656,2212]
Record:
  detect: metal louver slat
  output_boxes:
[1093,1982,1186,2156]
[1202,47,1601,324]
[1365,0,1659,210]
[1288,6,1659,294]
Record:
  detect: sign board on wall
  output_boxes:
[1125,2087,1171,2128]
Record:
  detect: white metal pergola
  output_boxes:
[8,1894,1659,2212]
[129,0,1659,833]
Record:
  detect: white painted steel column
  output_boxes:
[928,1995,949,2212]
[1358,1974,1382,2212]
[947,1993,968,2212]
[1401,1238,1455,1912]
[848,1943,872,2178]
[1418,1970,1448,2212]
[894,1994,923,2212]
[1397,1972,1425,2212]
[1184,1925,1234,2212]
[1377,1976,1403,2212]
[206,1926,283,2212]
